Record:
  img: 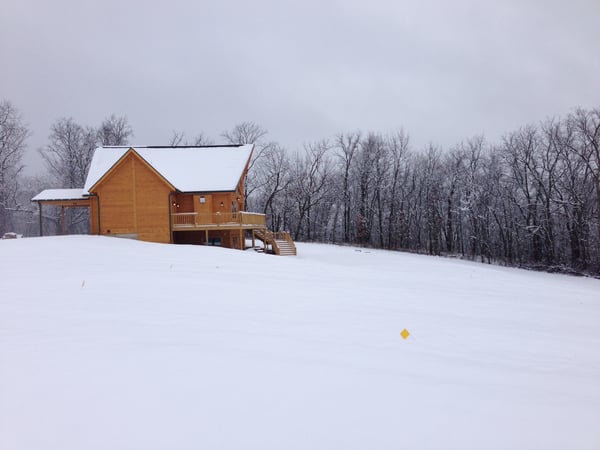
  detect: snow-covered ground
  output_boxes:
[1,236,599,450]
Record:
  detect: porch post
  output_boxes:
[205,229,209,245]
[239,229,243,250]
[168,193,173,243]
[96,195,101,235]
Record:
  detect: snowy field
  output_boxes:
[1,236,599,450]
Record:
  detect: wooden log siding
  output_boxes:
[92,152,173,243]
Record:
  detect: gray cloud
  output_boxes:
[1,0,599,174]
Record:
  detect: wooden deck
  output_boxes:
[171,211,266,231]
[171,211,296,255]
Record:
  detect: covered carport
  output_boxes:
[31,189,92,236]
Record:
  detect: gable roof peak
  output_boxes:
[84,144,254,193]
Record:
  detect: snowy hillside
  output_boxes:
[1,236,599,450]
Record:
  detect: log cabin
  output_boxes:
[32,145,296,255]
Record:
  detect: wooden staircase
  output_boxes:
[254,229,297,256]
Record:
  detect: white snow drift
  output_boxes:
[1,236,599,450]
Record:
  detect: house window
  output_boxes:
[199,196,206,204]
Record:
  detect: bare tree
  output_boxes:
[565,108,600,252]
[460,136,487,259]
[419,145,444,255]
[169,130,212,146]
[221,121,267,145]
[389,133,412,249]
[335,131,360,242]
[353,133,383,245]
[40,118,97,189]
[553,118,595,267]
[0,100,30,233]
[221,122,272,209]
[253,144,293,230]
[98,114,133,146]
[291,141,332,240]
[501,126,546,261]
[440,146,465,253]
[169,130,185,146]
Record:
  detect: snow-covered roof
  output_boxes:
[84,145,254,193]
[31,188,89,202]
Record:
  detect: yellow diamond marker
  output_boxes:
[400,329,410,340]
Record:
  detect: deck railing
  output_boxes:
[239,212,267,226]
[172,212,197,227]
[172,211,266,228]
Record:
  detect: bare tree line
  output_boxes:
[1,98,598,274]
[246,110,600,274]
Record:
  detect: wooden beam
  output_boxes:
[34,199,91,207]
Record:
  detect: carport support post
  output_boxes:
[38,203,43,237]
[204,229,209,246]
[61,206,66,235]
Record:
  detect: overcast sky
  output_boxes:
[2,0,599,175]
